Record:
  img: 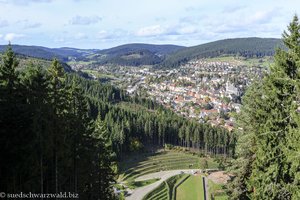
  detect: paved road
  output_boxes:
[125,169,199,200]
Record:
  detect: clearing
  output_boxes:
[176,175,204,200]
[119,150,218,182]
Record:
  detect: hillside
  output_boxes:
[85,44,185,66]
[9,54,74,72]
[160,37,284,68]
[1,38,284,68]
[0,45,96,61]
[92,49,164,66]
[98,43,185,56]
[0,43,184,67]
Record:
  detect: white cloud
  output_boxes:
[177,26,198,34]
[222,5,246,13]
[0,34,3,39]
[24,22,41,29]
[97,30,110,39]
[136,24,199,38]
[248,9,277,24]
[16,20,41,29]
[0,0,53,6]
[0,0,295,49]
[74,32,87,40]
[54,37,65,43]
[4,33,25,41]
[96,29,128,41]
[0,20,9,28]
[207,8,280,36]
[136,25,166,37]
[69,15,102,25]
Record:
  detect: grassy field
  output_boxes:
[67,60,95,67]
[176,175,204,200]
[214,196,228,200]
[81,69,117,79]
[208,180,228,200]
[142,174,187,200]
[119,150,218,182]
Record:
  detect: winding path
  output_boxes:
[125,169,199,200]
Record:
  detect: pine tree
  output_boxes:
[47,58,69,194]
[228,82,263,199]
[0,43,19,89]
[20,63,49,193]
[280,15,300,199]
[0,44,23,193]
[92,115,115,200]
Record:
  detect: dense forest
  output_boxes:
[0,45,236,199]
[97,43,184,56]
[228,16,300,199]
[0,45,91,62]
[0,47,115,199]
[94,49,163,66]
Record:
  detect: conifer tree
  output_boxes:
[0,44,23,192]
[0,43,19,89]
[47,58,69,193]
[20,63,49,193]
[92,115,115,199]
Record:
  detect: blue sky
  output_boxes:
[0,0,298,49]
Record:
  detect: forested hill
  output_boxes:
[160,37,284,68]
[89,44,185,66]
[0,43,184,65]
[0,45,97,61]
[0,38,283,68]
[8,54,74,72]
[98,43,185,56]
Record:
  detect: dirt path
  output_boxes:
[125,169,199,200]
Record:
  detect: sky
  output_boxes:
[0,0,299,49]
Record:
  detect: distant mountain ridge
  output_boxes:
[0,38,284,67]
[0,43,184,64]
[98,43,185,56]
[89,43,185,66]
[0,45,97,61]
[160,37,284,68]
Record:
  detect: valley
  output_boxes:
[1,32,299,200]
[0,38,275,200]
[1,0,300,199]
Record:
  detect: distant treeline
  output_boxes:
[159,37,284,68]
[93,49,163,66]
[1,38,284,68]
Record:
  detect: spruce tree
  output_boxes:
[47,59,69,193]
[0,44,23,192]
[0,43,19,89]
[92,115,115,199]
